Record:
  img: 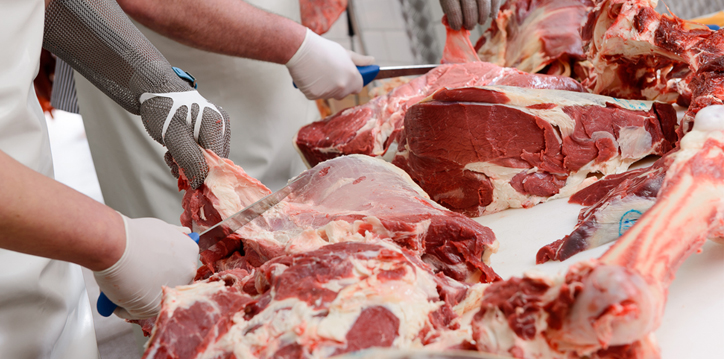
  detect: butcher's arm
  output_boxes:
[118,0,304,64]
[0,151,198,318]
[0,151,125,271]
[117,0,375,100]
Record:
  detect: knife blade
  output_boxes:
[294,64,439,89]
[191,175,304,252]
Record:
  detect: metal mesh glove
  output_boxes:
[93,214,198,319]
[440,0,502,30]
[43,0,230,188]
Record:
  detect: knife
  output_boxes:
[294,64,439,88]
[97,176,305,317]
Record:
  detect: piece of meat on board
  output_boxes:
[392,85,677,216]
[294,62,584,168]
[144,241,471,359]
[184,151,501,284]
[537,155,671,263]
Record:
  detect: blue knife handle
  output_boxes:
[293,65,380,89]
[708,24,721,31]
[97,233,200,317]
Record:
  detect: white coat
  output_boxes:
[74,0,320,225]
[0,0,98,358]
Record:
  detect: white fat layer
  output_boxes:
[198,245,444,359]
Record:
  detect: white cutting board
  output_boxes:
[473,198,724,358]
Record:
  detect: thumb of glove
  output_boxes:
[348,51,375,67]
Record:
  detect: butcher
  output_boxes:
[56,0,374,227]
[0,0,232,357]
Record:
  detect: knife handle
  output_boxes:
[293,65,380,89]
[97,233,201,317]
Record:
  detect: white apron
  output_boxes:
[74,0,320,225]
[0,1,98,358]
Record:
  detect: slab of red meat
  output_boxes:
[299,0,347,35]
[468,105,724,358]
[536,155,671,263]
[144,241,473,359]
[391,85,676,216]
[182,151,501,284]
[294,63,584,168]
[475,0,593,76]
[581,0,724,105]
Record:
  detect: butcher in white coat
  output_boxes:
[0,0,231,357]
[73,0,374,224]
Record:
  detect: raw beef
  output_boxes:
[143,241,473,359]
[475,0,592,76]
[441,16,482,64]
[391,85,677,216]
[467,105,724,358]
[536,155,670,263]
[299,0,347,35]
[581,0,724,104]
[182,151,501,284]
[294,63,584,168]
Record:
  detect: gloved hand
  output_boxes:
[440,0,502,30]
[286,28,375,100]
[140,83,231,189]
[93,214,199,319]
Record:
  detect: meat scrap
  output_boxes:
[476,0,593,76]
[183,151,501,284]
[537,155,670,263]
[392,85,677,216]
[300,0,347,35]
[470,105,724,358]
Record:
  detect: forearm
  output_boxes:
[0,151,125,271]
[118,0,306,64]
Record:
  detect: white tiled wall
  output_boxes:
[322,0,487,66]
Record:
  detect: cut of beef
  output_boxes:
[391,85,677,216]
[299,0,347,35]
[294,62,584,168]
[537,155,671,263]
[182,151,501,284]
[475,0,593,75]
[144,241,471,359]
[581,0,724,104]
[469,105,724,358]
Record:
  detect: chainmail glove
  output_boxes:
[440,0,502,30]
[140,87,231,189]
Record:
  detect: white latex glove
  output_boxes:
[93,214,199,319]
[440,0,502,30]
[286,28,375,100]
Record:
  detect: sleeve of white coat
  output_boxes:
[93,214,199,319]
[286,28,375,100]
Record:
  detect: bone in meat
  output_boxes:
[470,105,724,358]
